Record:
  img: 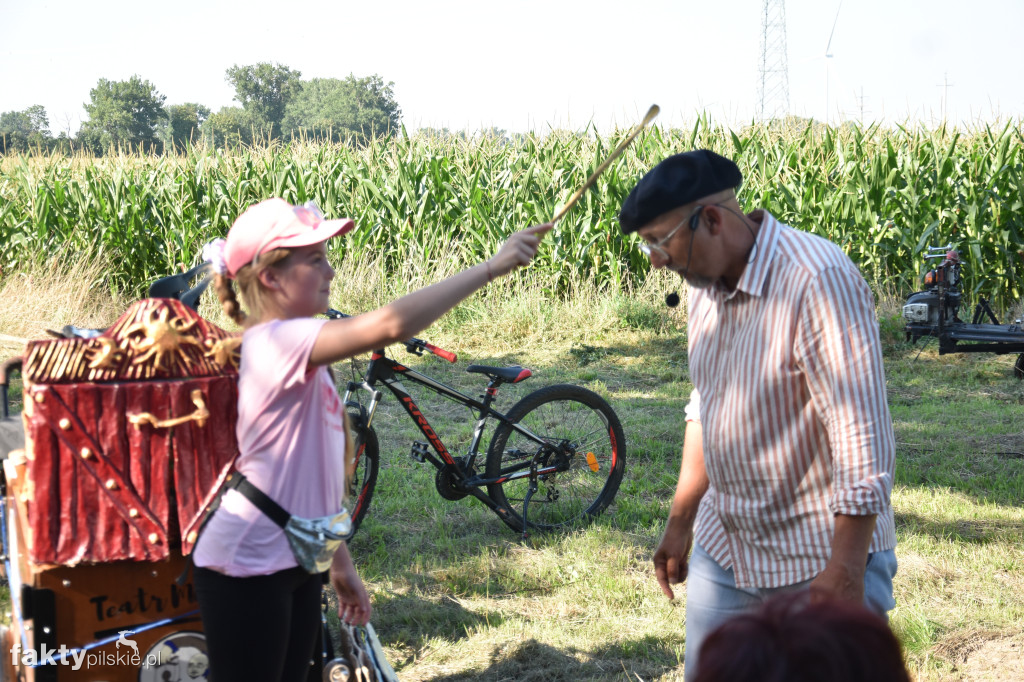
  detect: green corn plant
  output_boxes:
[2,119,1022,310]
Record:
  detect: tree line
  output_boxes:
[0,62,402,155]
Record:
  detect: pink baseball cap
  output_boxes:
[223,198,355,277]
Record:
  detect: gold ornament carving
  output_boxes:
[128,389,210,430]
[85,337,125,370]
[204,336,242,369]
[124,307,201,371]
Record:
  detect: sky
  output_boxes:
[2,0,1023,137]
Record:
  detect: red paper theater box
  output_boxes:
[14,299,240,567]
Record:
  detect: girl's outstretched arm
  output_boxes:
[309,223,552,366]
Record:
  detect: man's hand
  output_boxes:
[808,557,866,604]
[654,420,708,601]
[809,513,877,605]
[653,519,695,600]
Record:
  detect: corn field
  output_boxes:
[2,118,1023,307]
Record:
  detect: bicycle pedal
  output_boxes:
[410,440,429,462]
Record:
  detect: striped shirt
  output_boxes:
[686,210,896,589]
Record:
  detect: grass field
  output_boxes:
[1,257,1023,681]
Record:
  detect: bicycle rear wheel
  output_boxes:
[344,423,379,542]
[485,384,625,532]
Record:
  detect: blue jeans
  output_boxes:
[682,543,898,682]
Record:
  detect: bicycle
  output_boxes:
[327,308,627,541]
[146,267,627,538]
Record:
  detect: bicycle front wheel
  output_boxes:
[344,423,379,542]
[485,384,625,532]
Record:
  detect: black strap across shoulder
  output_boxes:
[226,473,292,528]
[177,472,292,586]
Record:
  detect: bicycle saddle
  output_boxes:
[465,365,532,384]
[148,262,213,311]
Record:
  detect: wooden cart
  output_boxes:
[1,299,239,681]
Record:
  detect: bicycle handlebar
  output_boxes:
[324,309,458,363]
[421,341,457,363]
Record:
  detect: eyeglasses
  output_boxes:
[251,201,324,268]
[638,206,705,261]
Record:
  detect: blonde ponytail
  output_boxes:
[213,248,292,328]
[213,273,247,326]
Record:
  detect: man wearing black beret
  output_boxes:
[622,150,897,681]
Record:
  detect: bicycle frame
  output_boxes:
[336,320,598,540]
[343,348,563,497]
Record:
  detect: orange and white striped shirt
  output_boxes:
[686,210,896,589]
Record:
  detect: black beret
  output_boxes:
[618,149,742,233]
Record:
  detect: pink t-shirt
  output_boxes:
[194,317,347,576]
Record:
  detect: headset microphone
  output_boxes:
[663,211,699,309]
[665,209,700,308]
[662,204,754,309]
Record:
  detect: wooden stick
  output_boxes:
[551,104,660,223]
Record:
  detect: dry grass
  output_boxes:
[0,255,128,351]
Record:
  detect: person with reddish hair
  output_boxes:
[693,592,911,682]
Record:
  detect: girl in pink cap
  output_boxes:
[193,198,551,682]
